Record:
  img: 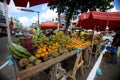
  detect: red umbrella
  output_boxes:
[40,21,62,29]
[76,11,120,31]
[1,0,56,7]
[2,0,56,7]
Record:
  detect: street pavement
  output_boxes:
[0,37,13,80]
[94,56,120,80]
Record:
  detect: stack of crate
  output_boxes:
[22,35,34,53]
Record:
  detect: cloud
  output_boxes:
[18,9,58,26]
[30,16,38,23]
[18,16,30,26]
[110,7,119,12]
[40,9,58,22]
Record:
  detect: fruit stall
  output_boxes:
[7,30,98,80]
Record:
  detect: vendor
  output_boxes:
[110,27,120,64]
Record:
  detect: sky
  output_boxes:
[0,0,120,27]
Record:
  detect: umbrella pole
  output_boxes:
[87,26,96,67]
[4,0,16,80]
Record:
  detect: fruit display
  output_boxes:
[8,30,92,70]
[35,42,59,58]
[32,34,49,47]
[50,30,73,46]
[94,34,102,44]
[79,31,93,42]
[72,40,91,48]
[18,56,42,69]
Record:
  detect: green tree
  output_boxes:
[48,0,114,33]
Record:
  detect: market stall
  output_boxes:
[14,44,91,80]
[7,30,92,80]
[76,11,120,58]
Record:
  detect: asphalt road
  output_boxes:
[0,37,14,80]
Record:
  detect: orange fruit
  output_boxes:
[35,53,41,58]
[40,53,46,57]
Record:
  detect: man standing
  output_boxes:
[110,27,120,64]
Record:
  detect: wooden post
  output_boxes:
[51,63,66,80]
[70,52,84,80]
[95,44,100,58]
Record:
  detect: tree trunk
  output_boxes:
[64,1,76,35]
[57,3,61,31]
[64,12,73,35]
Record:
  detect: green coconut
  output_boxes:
[26,63,34,69]
[34,59,42,65]
[29,56,37,63]
[19,58,29,68]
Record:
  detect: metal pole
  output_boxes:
[4,0,11,42]
[38,11,39,25]
[4,1,16,80]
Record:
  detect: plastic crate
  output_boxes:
[22,35,32,43]
[106,46,117,53]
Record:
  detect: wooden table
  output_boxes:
[15,45,91,80]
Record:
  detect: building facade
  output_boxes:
[52,14,80,30]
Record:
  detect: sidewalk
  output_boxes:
[94,56,120,80]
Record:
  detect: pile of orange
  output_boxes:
[35,42,59,58]
[72,40,91,48]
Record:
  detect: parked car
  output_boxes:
[0,29,7,37]
[15,31,23,37]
